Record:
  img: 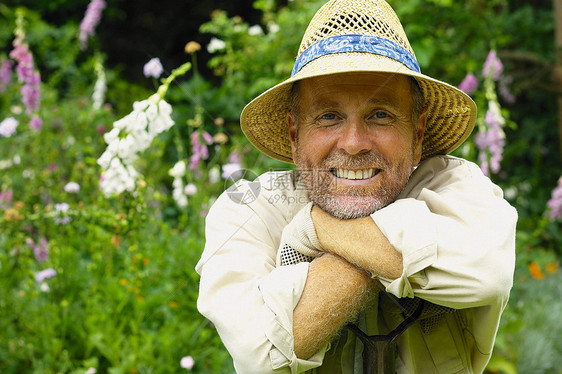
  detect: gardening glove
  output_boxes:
[278,202,323,266]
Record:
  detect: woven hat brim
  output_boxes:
[240,52,476,164]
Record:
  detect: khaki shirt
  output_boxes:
[196,156,517,373]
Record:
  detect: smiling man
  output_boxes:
[196,0,517,373]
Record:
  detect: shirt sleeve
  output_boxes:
[371,156,517,310]
[196,187,327,374]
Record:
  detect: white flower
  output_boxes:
[208,166,220,184]
[85,368,97,374]
[92,64,106,109]
[39,282,50,292]
[54,203,72,225]
[207,37,226,53]
[172,177,188,207]
[248,25,263,36]
[103,127,120,145]
[169,161,187,178]
[184,183,197,196]
[180,356,194,370]
[97,97,175,196]
[35,268,56,283]
[222,163,242,179]
[268,22,280,34]
[64,182,80,193]
[0,117,18,137]
[143,57,164,79]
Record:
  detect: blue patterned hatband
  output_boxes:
[291,34,421,77]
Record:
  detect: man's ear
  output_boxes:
[287,112,298,159]
[413,108,427,165]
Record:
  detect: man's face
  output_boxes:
[288,72,426,219]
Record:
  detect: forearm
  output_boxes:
[311,207,403,279]
[293,253,380,359]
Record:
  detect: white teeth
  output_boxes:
[334,168,376,180]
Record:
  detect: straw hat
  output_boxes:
[240,0,476,163]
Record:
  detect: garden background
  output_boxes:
[1,0,561,373]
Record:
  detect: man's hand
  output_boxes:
[310,205,403,280]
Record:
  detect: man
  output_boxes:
[196,0,517,373]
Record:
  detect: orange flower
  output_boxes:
[528,262,545,280]
[546,263,558,274]
[169,301,179,308]
[111,235,121,248]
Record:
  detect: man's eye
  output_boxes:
[374,111,389,119]
[321,113,337,120]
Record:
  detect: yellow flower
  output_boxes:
[169,301,179,308]
[185,41,201,54]
[213,132,228,144]
[4,208,23,221]
[119,278,129,286]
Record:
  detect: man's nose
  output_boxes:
[337,119,372,155]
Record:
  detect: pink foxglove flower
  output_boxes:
[475,101,505,175]
[458,73,478,96]
[79,0,106,50]
[547,177,562,221]
[482,50,503,81]
[9,38,41,115]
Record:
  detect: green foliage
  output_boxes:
[1,0,561,372]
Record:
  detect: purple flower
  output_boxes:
[27,237,49,262]
[228,151,242,164]
[482,50,503,80]
[143,58,164,79]
[188,131,210,170]
[547,177,562,221]
[35,268,56,283]
[29,115,42,130]
[0,117,18,137]
[0,189,13,209]
[458,73,478,96]
[79,0,106,50]
[475,101,505,175]
[0,59,13,92]
[202,131,213,145]
[9,39,41,114]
